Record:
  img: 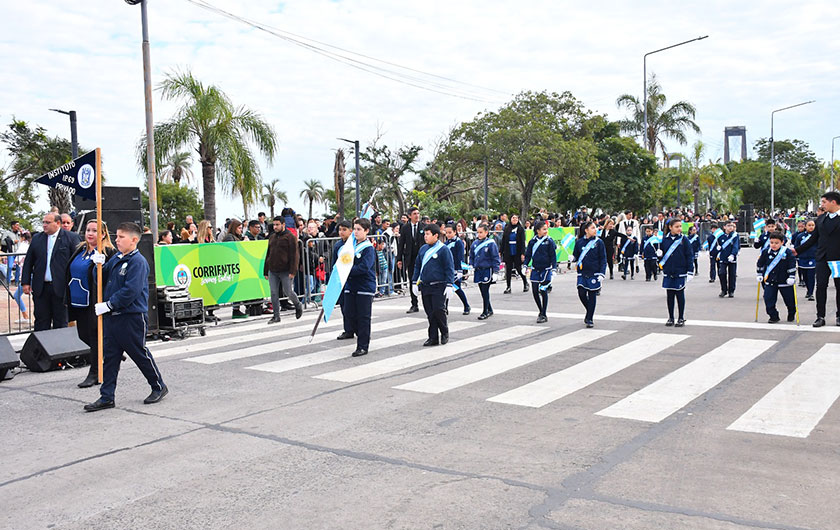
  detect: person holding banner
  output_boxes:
[756,232,797,323]
[412,224,455,346]
[658,218,694,327]
[470,224,500,320]
[705,223,721,283]
[573,221,606,328]
[524,220,557,323]
[792,220,816,301]
[444,223,471,315]
[343,219,377,356]
[65,220,116,388]
[642,226,660,282]
[793,191,840,327]
[715,221,740,298]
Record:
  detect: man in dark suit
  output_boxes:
[21,213,77,330]
[794,191,840,327]
[397,207,424,313]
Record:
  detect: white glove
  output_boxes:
[655,249,663,258]
[595,273,605,281]
[686,273,693,282]
[757,275,764,283]
[444,285,454,299]
[728,255,735,262]
[786,277,796,285]
[90,251,106,265]
[94,302,111,316]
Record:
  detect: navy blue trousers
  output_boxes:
[421,284,448,341]
[343,292,372,350]
[100,313,164,401]
[718,262,737,294]
[763,284,795,320]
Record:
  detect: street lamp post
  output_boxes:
[48,109,78,158]
[770,100,815,213]
[483,157,488,212]
[338,138,361,217]
[126,0,159,239]
[832,135,840,191]
[643,35,708,151]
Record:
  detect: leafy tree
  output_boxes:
[299,179,325,220]
[351,134,422,217]
[0,169,39,230]
[261,178,288,219]
[616,73,701,160]
[729,160,809,211]
[754,138,823,200]
[142,181,204,229]
[158,151,193,185]
[139,70,277,227]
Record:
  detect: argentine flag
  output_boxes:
[321,233,357,322]
[560,233,575,250]
[829,261,840,278]
[360,202,375,219]
[753,218,765,239]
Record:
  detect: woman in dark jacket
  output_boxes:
[600,218,619,279]
[501,214,528,294]
[65,220,117,388]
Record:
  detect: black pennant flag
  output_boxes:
[35,149,97,201]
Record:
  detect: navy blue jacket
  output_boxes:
[688,234,701,257]
[412,242,455,288]
[642,235,659,260]
[754,231,787,251]
[659,234,694,277]
[792,230,816,260]
[103,248,150,314]
[469,237,500,270]
[573,236,607,277]
[757,247,796,285]
[707,232,721,258]
[524,235,558,270]
[445,237,466,271]
[618,236,638,259]
[715,232,740,262]
[344,244,376,295]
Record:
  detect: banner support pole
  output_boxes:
[95,148,104,384]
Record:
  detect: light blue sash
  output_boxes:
[659,235,684,267]
[529,236,548,265]
[720,233,736,250]
[473,239,493,255]
[763,248,787,281]
[621,238,633,253]
[689,235,698,245]
[419,241,444,276]
[577,238,598,270]
[354,239,373,256]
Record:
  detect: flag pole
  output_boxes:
[95,148,103,383]
[308,308,325,343]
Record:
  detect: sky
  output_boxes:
[1,0,838,222]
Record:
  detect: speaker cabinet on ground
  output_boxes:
[73,186,141,212]
[19,328,90,372]
[0,336,18,381]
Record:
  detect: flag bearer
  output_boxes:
[658,218,694,327]
[333,220,355,340]
[641,226,659,281]
[573,221,606,328]
[756,232,797,323]
[792,220,816,301]
[343,219,376,357]
[469,223,500,320]
[619,226,638,280]
[413,224,455,346]
[716,221,740,298]
[523,220,557,323]
[444,223,470,315]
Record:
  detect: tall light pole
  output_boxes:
[126,0,159,238]
[338,138,360,217]
[643,35,708,151]
[832,135,840,191]
[770,100,815,213]
[48,109,78,158]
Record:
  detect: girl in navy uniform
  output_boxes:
[658,218,694,327]
[793,220,816,301]
[706,223,721,283]
[641,226,659,281]
[756,232,797,323]
[715,221,740,298]
[470,223,500,320]
[618,227,638,280]
[688,225,701,274]
[793,220,806,286]
[444,223,471,315]
[343,218,377,357]
[523,220,558,323]
[573,221,606,328]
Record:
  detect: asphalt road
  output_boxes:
[2,248,838,530]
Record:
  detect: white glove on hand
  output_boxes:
[728,255,735,262]
[655,249,663,258]
[94,302,111,316]
[786,277,796,285]
[444,285,454,299]
[595,273,605,281]
[686,273,693,283]
[756,275,764,283]
[90,251,106,265]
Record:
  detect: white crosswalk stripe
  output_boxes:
[487,332,689,408]
[596,338,776,423]
[183,317,423,365]
[726,343,840,438]
[314,326,543,383]
[247,321,479,374]
[395,329,615,395]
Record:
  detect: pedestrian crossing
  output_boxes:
[155,316,840,439]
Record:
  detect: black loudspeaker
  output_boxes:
[0,337,19,381]
[147,281,159,333]
[20,328,90,372]
[138,234,159,333]
[74,186,141,212]
[102,210,144,231]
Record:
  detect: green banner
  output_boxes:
[154,241,270,305]
[524,227,577,262]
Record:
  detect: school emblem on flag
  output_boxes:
[829,261,840,278]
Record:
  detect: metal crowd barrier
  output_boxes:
[0,252,34,336]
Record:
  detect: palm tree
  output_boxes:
[158,151,194,185]
[228,151,263,221]
[300,178,325,219]
[262,178,288,218]
[616,73,701,161]
[137,70,277,227]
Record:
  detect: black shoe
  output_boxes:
[84,398,115,412]
[708,279,715,283]
[622,275,626,280]
[536,314,547,324]
[718,292,726,298]
[267,317,281,324]
[675,319,685,327]
[768,317,780,323]
[807,295,815,301]
[78,374,99,388]
[503,287,511,294]
[813,317,826,328]
[295,305,303,319]
[477,313,489,320]
[406,306,419,314]
[144,385,169,404]
[787,314,796,322]
[351,348,368,357]
[440,334,449,345]
[836,316,840,327]
[665,319,674,327]
[728,293,734,298]
[486,310,494,318]
[336,332,355,340]
[585,321,594,328]
[609,273,614,280]
[463,306,471,315]
[645,278,650,282]
[423,339,439,347]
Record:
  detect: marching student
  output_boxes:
[343,219,377,357]
[444,223,471,315]
[84,222,167,412]
[753,218,786,251]
[706,222,721,283]
[618,226,638,280]
[793,219,816,301]
[332,220,356,340]
[641,226,659,281]
[658,218,694,327]
[412,224,455,346]
[523,220,558,323]
[573,221,606,328]
[715,220,740,298]
[756,232,797,323]
[688,225,701,275]
[469,223,500,320]
[793,220,807,286]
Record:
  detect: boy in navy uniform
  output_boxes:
[706,223,721,282]
[469,224,500,320]
[642,226,659,281]
[754,218,786,251]
[756,232,797,323]
[343,219,376,357]
[716,221,740,298]
[792,220,816,300]
[413,224,455,346]
[618,226,638,280]
[84,222,166,412]
[333,220,356,341]
[523,220,557,323]
[444,223,470,315]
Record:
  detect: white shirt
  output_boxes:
[45,232,57,282]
